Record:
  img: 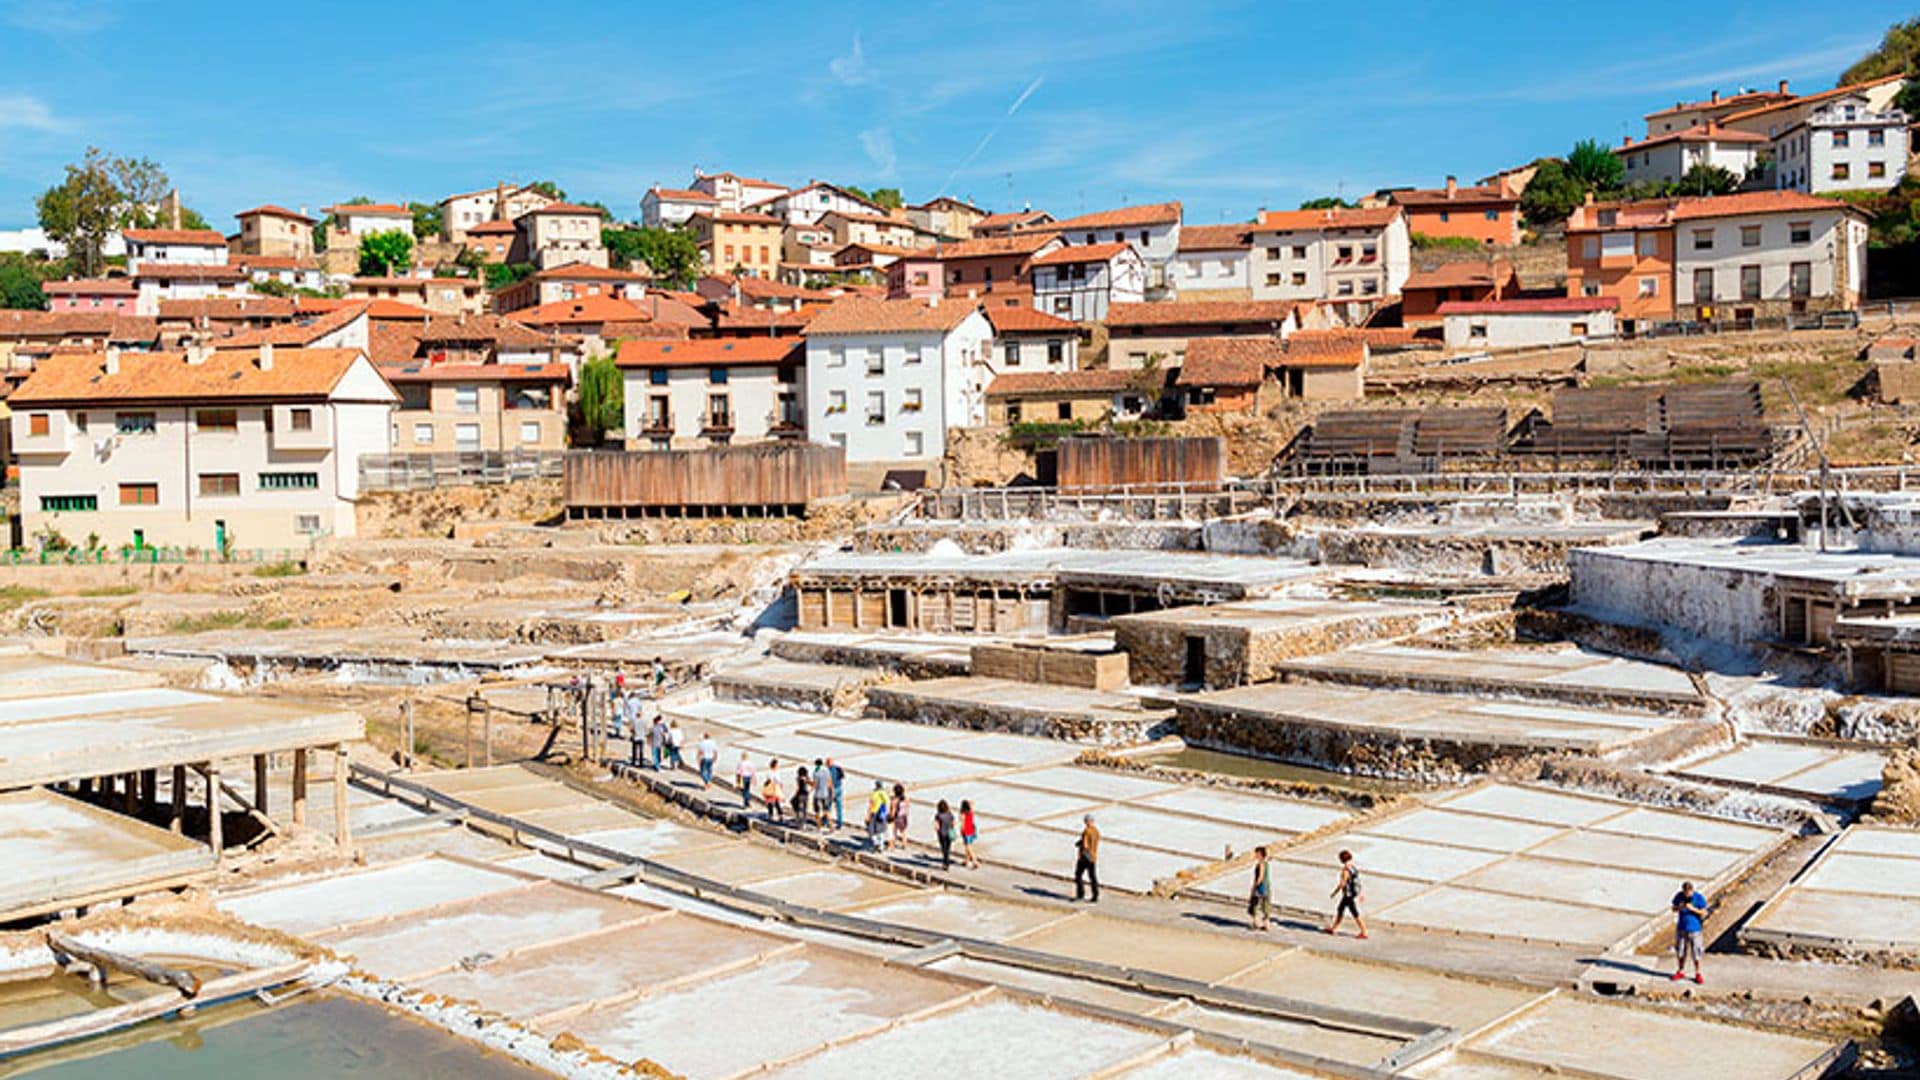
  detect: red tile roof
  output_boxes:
[932,234,1057,260]
[1645,88,1793,120]
[132,262,248,282]
[232,255,321,271]
[0,311,156,340]
[985,306,1081,334]
[534,264,651,282]
[466,220,519,235]
[122,228,228,246]
[712,306,810,331]
[211,304,368,347]
[1671,190,1855,221]
[42,278,136,295]
[614,337,801,368]
[12,347,375,405]
[157,296,299,320]
[987,369,1139,396]
[324,203,410,215]
[235,204,316,224]
[1282,329,1371,368]
[518,202,606,217]
[360,299,432,320]
[1176,225,1252,252]
[1615,124,1767,153]
[1176,337,1282,387]
[1403,259,1516,291]
[1022,201,1181,232]
[802,297,983,335]
[348,276,482,290]
[1718,73,1904,125]
[380,361,570,384]
[973,210,1053,232]
[1390,183,1521,207]
[1105,300,1301,329]
[1255,206,1401,231]
[517,294,652,327]
[1437,296,1620,315]
[650,187,719,202]
[1029,242,1132,266]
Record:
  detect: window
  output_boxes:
[1362,279,1379,295]
[1047,340,1064,364]
[1741,225,1761,248]
[1869,129,1887,147]
[1789,261,1812,298]
[904,430,923,456]
[1870,161,1888,179]
[259,472,319,490]
[196,409,237,432]
[289,407,313,431]
[1832,130,1849,148]
[1083,233,1095,243]
[520,420,540,443]
[1003,341,1019,366]
[115,412,156,435]
[827,390,847,414]
[1582,237,1599,260]
[1438,211,1450,223]
[709,367,729,384]
[707,394,731,427]
[1740,264,1761,300]
[1265,272,1281,286]
[1582,283,1601,297]
[1571,322,1588,336]
[453,387,478,413]
[1691,229,1714,251]
[1265,246,1282,260]
[1693,269,1715,302]
[1335,280,1353,296]
[1637,234,1657,257]
[1831,162,1850,181]
[903,388,923,412]
[1597,210,1618,227]
[295,514,322,536]
[865,391,885,424]
[1006,402,1023,423]
[1789,221,1812,244]
[118,483,158,505]
[413,423,433,444]
[1638,277,1659,298]
[27,413,48,437]
[1484,209,1498,221]
[198,473,240,497]
[454,424,480,451]
[42,494,96,512]
[649,368,669,385]
[1290,272,1306,286]
[1335,245,1352,262]
[1051,297,1070,315]
[1601,234,1633,258]
[1360,243,1377,262]
[865,351,884,376]
[1291,245,1307,258]
[1468,323,1487,339]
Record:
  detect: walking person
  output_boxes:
[736,754,756,810]
[1323,850,1367,939]
[697,731,718,789]
[959,799,980,869]
[810,759,832,828]
[1247,846,1272,931]
[825,758,845,830]
[934,799,957,871]
[651,657,666,694]
[890,783,911,850]
[866,781,890,851]
[648,716,667,771]
[667,720,685,770]
[1074,815,1100,903]
[761,759,784,824]
[1671,881,1710,984]
[791,762,812,828]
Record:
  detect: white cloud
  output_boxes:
[0,94,63,132]
[829,33,870,86]
[859,127,896,178]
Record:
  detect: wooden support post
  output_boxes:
[483,703,493,768]
[253,754,268,817]
[401,699,414,769]
[465,700,474,769]
[169,766,186,834]
[139,769,156,813]
[291,749,308,828]
[46,932,202,998]
[120,774,136,814]
[332,745,351,852]
[205,763,222,864]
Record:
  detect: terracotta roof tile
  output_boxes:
[232,255,321,271]
[1029,242,1131,266]
[1645,88,1792,120]
[1390,183,1522,207]
[211,304,368,348]
[42,278,136,295]
[132,262,248,282]
[533,264,651,282]
[518,202,606,217]
[1255,206,1401,231]
[985,307,1081,334]
[1283,329,1372,368]
[650,187,719,202]
[1176,337,1281,386]
[802,297,982,336]
[711,306,809,331]
[1105,300,1300,329]
[323,203,410,215]
[931,234,1057,260]
[11,347,375,405]
[0,311,156,340]
[1615,125,1767,153]
[1718,73,1904,125]
[1670,190,1855,221]
[987,369,1138,396]
[1437,296,1620,314]
[517,294,651,327]
[235,204,317,223]
[1020,201,1181,232]
[122,228,228,246]
[614,337,801,368]
[465,220,519,235]
[157,296,300,320]
[1176,225,1252,252]
[1403,260,1516,291]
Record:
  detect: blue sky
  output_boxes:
[0,0,1910,229]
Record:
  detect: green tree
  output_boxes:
[314,196,372,253]
[605,226,699,287]
[484,262,536,290]
[1842,18,1920,84]
[1676,163,1738,196]
[528,180,567,200]
[0,256,47,309]
[576,353,624,444]
[1298,196,1351,210]
[1565,139,1625,193]
[409,201,444,240]
[251,278,294,298]
[1519,159,1586,228]
[35,147,175,276]
[357,229,414,276]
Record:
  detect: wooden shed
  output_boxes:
[564,444,845,518]
[1057,436,1226,493]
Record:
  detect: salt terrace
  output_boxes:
[1742,825,1920,959]
[1272,641,1706,712]
[1675,739,1888,806]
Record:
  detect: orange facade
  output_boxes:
[1402,203,1520,247]
[1565,223,1674,325]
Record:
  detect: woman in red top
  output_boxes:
[959,799,980,869]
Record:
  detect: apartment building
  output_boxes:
[1389,176,1522,246]
[1104,300,1303,371]
[1770,92,1910,194]
[688,212,783,279]
[131,263,251,316]
[1644,83,1795,137]
[9,345,396,550]
[233,255,325,292]
[1401,260,1518,325]
[1170,225,1252,301]
[928,233,1061,301]
[347,276,486,316]
[1615,124,1767,189]
[985,306,1081,372]
[817,210,927,251]
[907,197,987,240]
[690,171,788,214]
[616,337,804,450]
[492,265,650,314]
[323,203,414,247]
[642,186,720,227]
[1563,198,1679,329]
[44,279,137,314]
[1020,202,1181,299]
[513,203,609,270]
[233,206,317,259]
[751,182,888,227]
[1028,242,1145,322]
[1247,206,1410,322]
[123,228,229,266]
[802,298,991,464]
[1718,73,1905,139]
[379,315,572,457]
[439,183,556,242]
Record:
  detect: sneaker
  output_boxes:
[1693,974,1704,985]
[1357,932,1368,940]
[1670,972,1685,981]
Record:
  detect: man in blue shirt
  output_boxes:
[1671,881,1709,985]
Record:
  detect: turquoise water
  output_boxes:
[7,994,549,1078]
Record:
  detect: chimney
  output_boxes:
[1445,175,1457,198]
[1778,79,1788,95]
[186,343,210,366]
[1584,190,1595,206]
[104,347,120,375]
[1710,90,1720,103]
[1623,134,1634,147]
[163,190,181,230]
[259,342,274,371]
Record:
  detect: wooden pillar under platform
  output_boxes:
[332,745,351,852]
[120,774,136,814]
[291,749,308,828]
[253,754,268,817]
[204,763,222,864]
[169,765,186,834]
[139,769,156,813]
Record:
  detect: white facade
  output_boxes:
[1030,246,1146,322]
[133,275,250,316]
[1671,206,1865,311]
[123,233,227,266]
[753,183,886,227]
[1617,133,1763,188]
[1249,213,1410,306]
[622,364,799,449]
[1771,96,1910,194]
[641,189,717,228]
[333,208,412,238]
[11,353,395,550]
[803,310,993,464]
[691,173,788,214]
[1171,247,1250,297]
[990,333,1078,371]
[1442,307,1617,350]
[1051,218,1181,297]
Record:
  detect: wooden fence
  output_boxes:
[564,444,845,517]
[1057,436,1225,493]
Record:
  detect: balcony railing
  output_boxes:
[642,414,674,434]
[702,414,735,434]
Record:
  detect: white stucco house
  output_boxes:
[1670,192,1869,316]
[641,186,720,228]
[122,228,229,266]
[1029,242,1146,321]
[802,298,992,465]
[1770,93,1910,194]
[615,337,805,450]
[1026,202,1182,299]
[1615,125,1767,189]
[1440,297,1619,350]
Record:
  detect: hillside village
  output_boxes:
[4,20,1920,1080]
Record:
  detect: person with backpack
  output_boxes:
[1324,850,1367,939]
[866,781,890,851]
[761,759,784,824]
[791,762,812,828]
[1248,845,1272,931]
[933,799,957,870]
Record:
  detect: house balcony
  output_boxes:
[641,414,674,436]
[701,415,735,435]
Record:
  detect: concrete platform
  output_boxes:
[1112,596,1460,689]
[1275,643,1704,713]
[771,630,979,677]
[0,787,214,920]
[865,676,1176,745]
[1177,681,1690,778]
[1251,783,1788,949]
[712,658,885,711]
[1743,824,1920,957]
[1675,739,1886,806]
